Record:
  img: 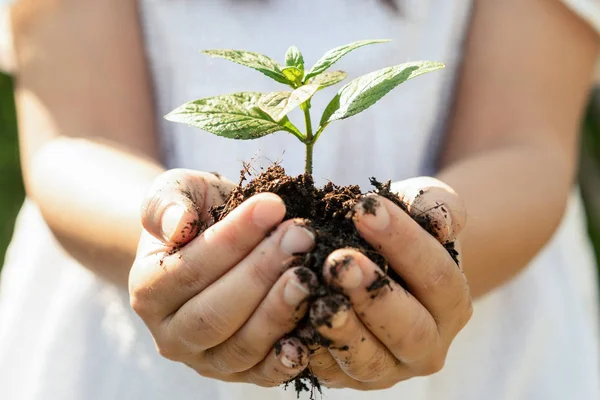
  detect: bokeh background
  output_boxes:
[0,72,23,267]
[1,71,600,274]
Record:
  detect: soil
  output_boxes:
[207,165,459,398]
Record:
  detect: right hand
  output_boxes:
[129,169,317,386]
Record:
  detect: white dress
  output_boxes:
[0,1,599,399]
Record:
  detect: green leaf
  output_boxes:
[165,92,292,140]
[285,46,304,73]
[281,67,304,85]
[307,70,348,89]
[257,92,292,121]
[257,84,320,122]
[319,61,445,126]
[279,118,304,139]
[304,39,390,82]
[203,49,289,84]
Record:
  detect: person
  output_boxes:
[0,0,598,399]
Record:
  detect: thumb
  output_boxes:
[391,177,466,244]
[141,169,235,246]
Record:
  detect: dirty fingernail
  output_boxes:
[329,309,349,329]
[280,353,297,368]
[280,225,315,255]
[330,256,363,290]
[310,295,350,329]
[283,276,311,306]
[416,201,454,243]
[161,204,186,241]
[355,195,389,231]
[276,338,306,369]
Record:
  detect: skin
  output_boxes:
[439,0,598,298]
[10,0,162,285]
[8,0,598,391]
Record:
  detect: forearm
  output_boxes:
[434,0,598,298]
[10,0,161,287]
[436,143,573,298]
[28,137,163,287]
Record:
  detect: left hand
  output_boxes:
[301,177,472,390]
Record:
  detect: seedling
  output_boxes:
[165,41,449,396]
[166,40,444,175]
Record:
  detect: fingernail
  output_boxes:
[161,204,186,241]
[330,256,363,290]
[280,225,315,255]
[310,295,350,329]
[276,338,306,369]
[283,276,311,306]
[355,195,389,231]
[280,353,297,368]
[252,195,285,229]
[421,201,454,243]
[330,309,349,329]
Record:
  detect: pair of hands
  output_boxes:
[129,168,472,390]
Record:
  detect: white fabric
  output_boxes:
[0,1,599,400]
[0,5,15,74]
[563,0,600,33]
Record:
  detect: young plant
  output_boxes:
[166,40,444,175]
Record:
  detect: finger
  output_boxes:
[292,326,371,390]
[294,323,322,351]
[237,337,309,388]
[390,177,466,244]
[310,294,402,383]
[353,196,472,334]
[204,267,319,373]
[165,220,315,351]
[323,249,440,366]
[307,347,401,390]
[141,168,234,246]
[292,324,351,386]
[129,192,287,324]
[307,346,357,389]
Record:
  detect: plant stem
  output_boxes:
[305,142,314,175]
[302,103,314,175]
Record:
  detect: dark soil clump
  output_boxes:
[208,165,458,398]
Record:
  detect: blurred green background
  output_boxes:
[0,73,600,271]
[0,72,24,267]
[581,94,600,266]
